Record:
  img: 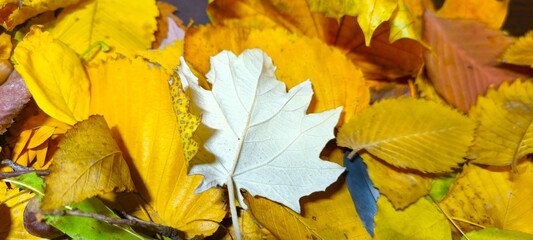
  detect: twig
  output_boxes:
[44,209,184,240]
[0,159,50,179]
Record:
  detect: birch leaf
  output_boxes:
[13,27,90,125]
[42,115,135,210]
[424,10,520,112]
[502,31,533,68]
[468,80,533,166]
[180,49,345,213]
[47,0,158,61]
[337,98,475,173]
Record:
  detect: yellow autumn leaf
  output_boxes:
[13,27,90,125]
[502,31,533,68]
[360,151,431,209]
[468,80,533,166]
[310,0,398,45]
[0,33,12,85]
[207,0,335,41]
[185,25,369,124]
[337,98,476,173]
[436,0,510,29]
[221,209,276,240]
[0,0,80,30]
[137,40,184,74]
[87,57,225,237]
[374,196,451,239]
[441,161,533,234]
[47,0,158,61]
[245,148,371,239]
[41,115,135,210]
[0,184,41,239]
[389,0,422,43]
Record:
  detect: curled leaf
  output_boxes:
[42,115,135,210]
[0,0,80,30]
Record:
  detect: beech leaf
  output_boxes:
[42,115,135,210]
[337,98,476,173]
[423,10,520,112]
[180,49,345,213]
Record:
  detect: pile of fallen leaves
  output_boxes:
[0,0,532,239]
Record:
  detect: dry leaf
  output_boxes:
[374,196,451,239]
[88,57,225,237]
[337,98,475,173]
[441,162,533,234]
[423,10,520,112]
[468,80,533,166]
[502,31,533,68]
[0,71,30,134]
[309,0,398,46]
[181,48,344,213]
[47,0,158,61]
[0,0,80,30]
[13,27,90,125]
[42,115,135,210]
[184,26,369,124]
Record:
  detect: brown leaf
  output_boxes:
[0,71,31,134]
[423,10,520,112]
[42,115,135,210]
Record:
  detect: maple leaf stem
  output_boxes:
[227,176,243,240]
[43,209,184,240]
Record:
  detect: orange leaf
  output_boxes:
[184,25,369,124]
[437,0,510,29]
[0,0,80,30]
[88,57,225,237]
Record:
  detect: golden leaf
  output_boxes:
[441,162,533,234]
[184,26,369,124]
[0,32,12,60]
[502,31,533,68]
[137,40,184,74]
[436,0,510,29]
[13,27,90,125]
[47,0,158,61]
[87,57,225,237]
[244,148,371,239]
[0,0,80,31]
[360,152,431,209]
[374,196,451,239]
[337,98,476,173]
[42,115,135,210]
[309,0,398,46]
[468,80,533,166]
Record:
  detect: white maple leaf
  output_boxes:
[178,49,345,214]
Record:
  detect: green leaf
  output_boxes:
[3,172,45,197]
[429,175,456,202]
[462,228,533,240]
[45,197,150,240]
